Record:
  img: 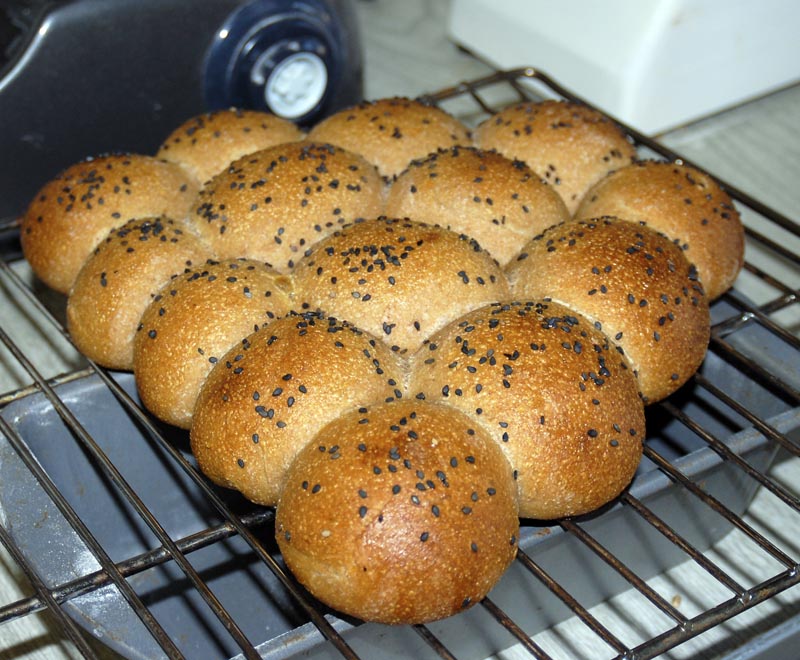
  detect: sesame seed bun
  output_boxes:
[307,97,471,179]
[66,217,211,370]
[156,108,304,186]
[133,258,294,429]
[20,153,199,294]
[473,100,636,214]
[275,399,519,625]
[410,300,645,520]
[385,146,570,266]
[506,217,710,404]
[189,141,384,272]
[189,311,407,506]
[575,160,744,300]
[293,217,511,354]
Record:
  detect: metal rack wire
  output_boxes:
[1,68,799,660]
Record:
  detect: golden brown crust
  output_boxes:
[189,141,384,272]
[292,217,511,354]
[385,146,570,266]
[66,217,212,370]
[156,108,304,186]
[23,95,736,626]
[473,100,636,214]
[20,154,199,294]
[275,399,519,625]
[133,258,295,429]
[575,160,744,300]
[506,217,710,404]
[189,312,407,506]
[410,300,645,519]
[307,97,471,179]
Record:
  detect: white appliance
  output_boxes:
[448,0,800,133]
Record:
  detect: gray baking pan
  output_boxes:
[0,295,798,659]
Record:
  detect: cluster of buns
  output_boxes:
[19,96,744,625]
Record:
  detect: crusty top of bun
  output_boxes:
[410,300,645,519]
[276,399,519,625]
[67,217,211,371]
[156,108,304,186]
[575,160,744,300]
[133,258,294,430]
[293,217,511,353]
[189,141,384,272]
[506,217,710,403]
[190,311,407,506]
[20,153,199,294]
[307,97,471,179]
[473,100,636,214]
[385,146,570,266]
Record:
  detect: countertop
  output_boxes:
[1,1,799,658]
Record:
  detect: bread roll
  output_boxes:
[190,141,384,271]
[506,217,710,403]
[156,108,304,186]
[293,217,511,354]
[385,146,570,266]
[20,153,199,294]
[67,217,211,370]
[275,399,519,625]
[473,100,636,214]
[134,258,294,429]
[307,97,471,179]
[410,300,645,519]
[575,160,744,300]
[190,311,407,506]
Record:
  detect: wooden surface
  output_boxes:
[1,1,798,658]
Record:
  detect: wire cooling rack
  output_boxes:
[0,67,799,660]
